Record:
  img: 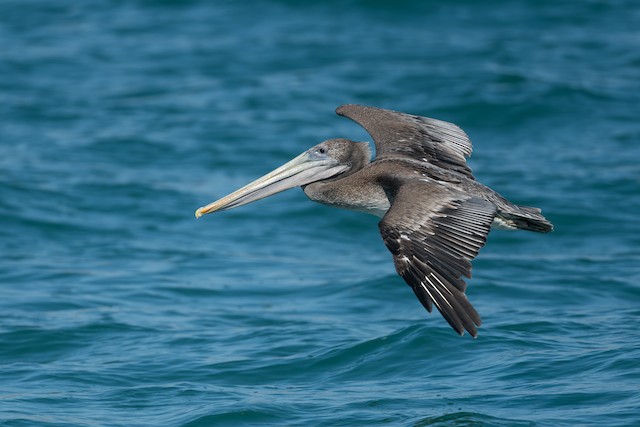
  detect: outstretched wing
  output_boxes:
[378,179,496,337]
[336,104,475,179]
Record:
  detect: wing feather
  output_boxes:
[337,104,475,178]
[378,179,496,337]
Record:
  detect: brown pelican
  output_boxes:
[196,105,553,337]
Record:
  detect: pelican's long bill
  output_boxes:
[195,150,348,218]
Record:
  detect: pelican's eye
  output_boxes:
[311,146,327,158]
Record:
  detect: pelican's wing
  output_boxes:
[377,178,496,337]
[336,104,474,178]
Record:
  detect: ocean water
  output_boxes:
[1,0,639,425]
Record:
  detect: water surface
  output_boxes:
[1,1,639,426]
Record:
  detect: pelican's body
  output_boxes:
[196,105,553,337]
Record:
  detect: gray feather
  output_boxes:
[378,179,496,337]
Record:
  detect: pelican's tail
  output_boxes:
[495,205,553,233]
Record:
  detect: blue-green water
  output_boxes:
[1,1,639,425]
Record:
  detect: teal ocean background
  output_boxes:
[1,1,639,426]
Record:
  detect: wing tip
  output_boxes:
[446,312,481,339]
[452,321,480,339]
[336,103,363,117]
[406,267,482,338]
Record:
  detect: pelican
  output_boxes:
[196,105,552,337]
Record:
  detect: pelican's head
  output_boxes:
[195,138,371,217]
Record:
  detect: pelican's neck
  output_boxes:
[303,172,391,217]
